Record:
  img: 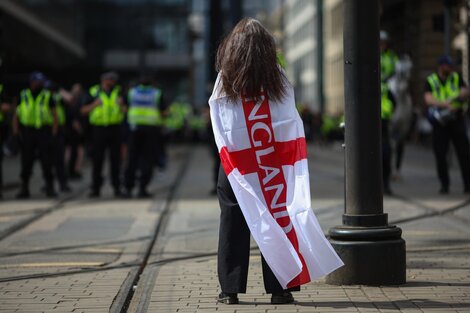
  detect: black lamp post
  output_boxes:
[325,0,406,285]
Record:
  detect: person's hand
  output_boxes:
[0,103,10,113]
[441,100,453,110]
[72,120,83,134]
[449,105,459,112]
[92,98,102,107]
[52,126,59,136]
[446,99,461,112]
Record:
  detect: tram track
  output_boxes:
[0,185,90,241]
[389,193,470,226]
[0,147,191,313]
[111,149,192,313]
[0,146,189,285]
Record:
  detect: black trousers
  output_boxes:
[382,121,392,190]
[90,125,121,192]
[124,126,159,192]
[154,127,166,169]
[0,123,6,193]
[432,117,470,190]
[53,128,68,187]
[66,126,84,175]
[208,125,220,190]
[395,140,405,171]
[217,166,300,294]
[19,127,54,188]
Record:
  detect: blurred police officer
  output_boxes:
[124,77,166,198]
[380,31,398,82]
[65,83,86,180]
[81,72,126,198]
[380,30,398,195]
[0,83,12,199]
[381,82,395,195]
[13,72,58,198]
[424,56,470,194]
[46,81,71,193]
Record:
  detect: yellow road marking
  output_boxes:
[0,262,104,268]
[77,248,121,254]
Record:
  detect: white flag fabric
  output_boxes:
[209,73,344,289]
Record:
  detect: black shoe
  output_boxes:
[137,190,152,198]
[114,189,124,198]
[271,291,294,304]
[464,187,470,194]
[384,187,393,196]
[60,184,72,193]
[69,172,82,180]
[440,186,449,194]
[16,189,30,199]
[45,188,57,198]
[217,292,238,304]
[88,190,100,198]
[122,189,133,199]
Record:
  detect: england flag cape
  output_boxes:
[209,73,344,288]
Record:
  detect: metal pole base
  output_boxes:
[326,225,406,285]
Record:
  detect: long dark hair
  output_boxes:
[215,18,286,102]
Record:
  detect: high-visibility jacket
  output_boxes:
[381,82,393,120]
[0,84,4,122]
[380,50,398,81]
[17,88,53,128]
[188,115,205,131]
[276,51,287,70]
[164,102,189,130]
[54,93,66,126]
[427,72,465,109]
[127,85,162,126]
[89,85,124,126]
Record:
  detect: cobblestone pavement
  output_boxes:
[129,144,470,313]
[0,269,130,312]
[1,144,470,312]
[0,147,188,312]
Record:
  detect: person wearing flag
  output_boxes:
[209,18,343,305]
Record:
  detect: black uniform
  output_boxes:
[382,89,395,194]
[65,92,85,179]
[424,74,470,193]
[83,88,123,196]
[124,87,167,196]
[217,166,300,294]
[52,95,70,192]
[0,86,6,197]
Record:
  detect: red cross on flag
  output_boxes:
[209,74,344,289]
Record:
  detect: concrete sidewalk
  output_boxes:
[130,144,470,313]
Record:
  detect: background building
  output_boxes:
[323,0,344,116]
[0,0,192,102]
[283,0,323,113]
